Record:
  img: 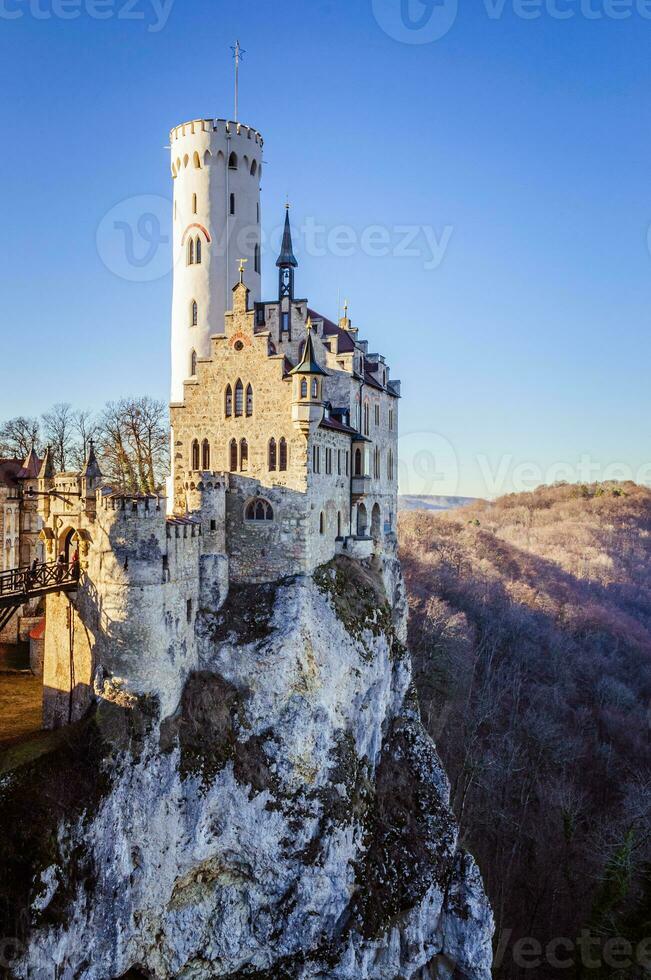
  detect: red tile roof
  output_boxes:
[308,308,356,354]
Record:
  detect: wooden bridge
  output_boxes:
[0,560,79,631]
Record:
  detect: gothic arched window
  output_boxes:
[279,437,288,472]
[187,238,194,265]
[202,439,210,470]
[250,159,257,176]
[195,236,202,264]
[240,438,248,471]
[246,383,253,417]
[228,152,238,170]
[245,498,273,522]
[190,350,197,376]
[225,384,233,417]
[191,439,200,470]
[312,379,319,398]
[387,449,394,481]
[300,378,308,399]
[191,300,198,327]
[234,380,244,417]
[354,448,363,477]
[229,438,238,472]
[268,438,277,471]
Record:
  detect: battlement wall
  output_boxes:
[170,118,263,146]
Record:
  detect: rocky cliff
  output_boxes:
[2,555,493,979]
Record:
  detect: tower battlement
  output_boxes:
[99,493,164,520]
[170,118,263,146]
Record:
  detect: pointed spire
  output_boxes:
[81,440,102,480]
[19,447,42,479]
[38,446,55,481]
[289,320,327,376]
[276,206,298,269]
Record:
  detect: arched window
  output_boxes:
[195,236,202,264]
[239,438,248,471]
[279,437,288,472]
[190,349,197,376]
[193,151,201,169]
[337,512,342,538]
[300,379,308,399]
[235,379,244,417]
[229,438,238,472]
[354,448,363,477]
[202,439,210,470]
[246,383,253,417]
[245,498,273,522]
[191,439,200,470]
[388,449,394,481]
[190,300,198,327]
[225,384,233,417]
[187,238,194,265]
[311,379,319,398]
[268,438,277,471]
[363,401,370,436]
[203,149,212,166]
[319,512,325,535]
[230,193,236,216]
[254,243,260,273]
[250,159,257,176]
[374,447,381,479]
[192,193,197,214]
[228,152,238,170]
[183,154,189,169]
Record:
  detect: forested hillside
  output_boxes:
[399,483,651,979]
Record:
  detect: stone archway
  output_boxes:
[356,502,368,537]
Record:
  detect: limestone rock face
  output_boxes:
[14,556,493,979]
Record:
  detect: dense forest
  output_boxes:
[400,483,651,979]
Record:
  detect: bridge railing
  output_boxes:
[0,560,79,600]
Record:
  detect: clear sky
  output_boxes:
[1,0,649,498]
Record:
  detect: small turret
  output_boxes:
[81,440,103,504]
[277,205,298,302]
[290,320,327,434]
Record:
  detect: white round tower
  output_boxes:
[170,118,263,403]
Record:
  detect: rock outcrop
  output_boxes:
[3,555,493,979]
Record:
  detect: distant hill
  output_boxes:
[398,494,479,512]
[399,482,651,979]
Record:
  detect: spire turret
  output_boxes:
[277,206,298,301]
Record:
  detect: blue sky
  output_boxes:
[1,0,649,497]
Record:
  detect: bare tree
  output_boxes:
[0,416,41,460]
[99,397,168,493]
[70,409,103,470]
[41,402,76,471]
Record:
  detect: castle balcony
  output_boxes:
[351,475,372,498]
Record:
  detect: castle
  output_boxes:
[33,116,400,726]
